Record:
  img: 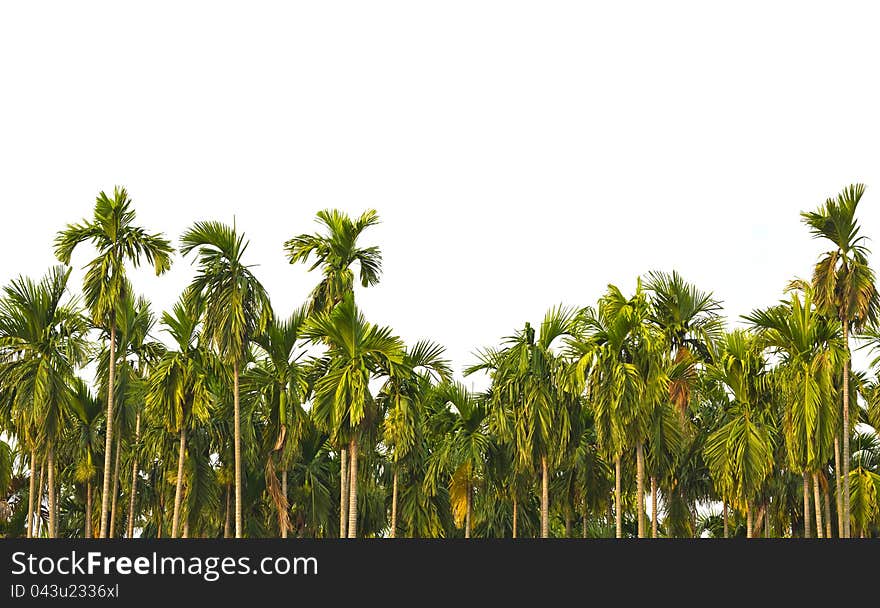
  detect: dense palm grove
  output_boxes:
[1,186,880,539]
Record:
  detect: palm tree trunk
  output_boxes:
[390,467,398,538]
[100,319,116,538]
[812,471,823,538]
[746,503,752,539]
[582,494,588,539]
[636,442,645,538]
[823,481,832,539]
[347,436,358,538]
[27,448,36,538]
[339,447,348,538]
[172,426,186,538]
[833,436,843,538]
[723,501,729,538]
[465,480,472,539]
[109,433,121,538]
[512,495,518,539]
[842,323,851,538]
[47,444,56,538]
[541,455,549,538]
[651,475,658,538]
[127,410,141,539]
[614,455,622,539]
[803,472,812,538]
[565,506,572,538]
[281,468,288,539]
[224,482,232,538]
[36,461,45,537]
[233,361,243,538]
[85,479,93,538]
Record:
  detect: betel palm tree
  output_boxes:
[66,377,103,538]
[745,288,843,537]
[703,331,776,538]
[487,307,579,538]
[181,221,272,538]
[55,187,173,537]
[146,298,212,538]
[379,340,451,537]
[802,184,878,537]
[425,382,491,538]
[247,306,310,538]
[285,209,382,315]
[0,266,89,537]
[286,208,382,537]
[571,284,654,538]
[301,293,404,538]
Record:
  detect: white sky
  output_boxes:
[3,2,880,388]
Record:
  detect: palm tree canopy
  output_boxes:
[301,293,405,442]
[802,184,878,329]
[54,186,173,326]
[285,209,382,314]
[180,220,273,366]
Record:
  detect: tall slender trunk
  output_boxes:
[512,496,518,539]
[339,447,348,538]
[823,481,832,539]
[833,436,843,538]
[36,462,45,537]
[109,433,121,538]
[564,506,572,538]
[47,444,56,538]
[347,436,358,538]
[614,455,622,538]
[233,362,243,538]
[812,471,823,538]
[85,479,93,538]
[465,480,472,539]
[224,482,232,538]
[842,323,851,538]
[100,319,116,538]
[172,426,186,538]
[390,467,398,538]
[27,448,36,538]
[183,519,189,538]
[636,442,645,538]
[803,472,812,538]
[127,410,141,539]
[582,494,588,539]
[746,503,753,539]
[651,475,658,538]
[541,455,549,538]
[723,502,729,538]
[281,468,288,539]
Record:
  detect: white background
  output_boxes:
[3,2,880,385]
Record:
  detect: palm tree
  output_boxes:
[285,209,382,315]
[571,284,659,537]
[66,377,103,538]
[0,266,89,537]
[425,382,491,538]
[181,221,271,538]
[379,340,451,537]
[746,288,843,537]
[802,184,878,537]
[55,187,173,536]
[484,307,579,538]
[146,299,212,537]
[301,293,404,537]
[286,208,382,537]
[247,306,310,537]
[703,331,776,537]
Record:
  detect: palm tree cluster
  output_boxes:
[1,185,880,539]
